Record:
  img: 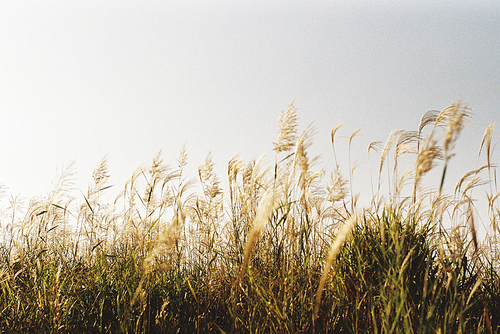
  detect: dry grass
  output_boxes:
[0,101,499,333]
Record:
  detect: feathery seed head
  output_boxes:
[92,158,110,188]
[415,136,442,178]
[327,165,349,203]
[479,122,495,168]
[435,101,472,155]
[273,101,298,154]
[178,145,188,170]
[228,154,243,185]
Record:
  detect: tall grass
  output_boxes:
[0,101,499,333]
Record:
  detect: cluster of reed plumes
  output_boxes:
[1,101,499,333]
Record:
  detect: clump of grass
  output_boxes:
[0,101,499,333]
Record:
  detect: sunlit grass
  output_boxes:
[0,101,499,333]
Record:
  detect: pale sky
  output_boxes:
[1,1,499,213]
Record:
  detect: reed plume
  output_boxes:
[273,100,298,154]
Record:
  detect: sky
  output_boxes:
[1,1,499,221]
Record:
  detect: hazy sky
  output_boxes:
[1,1,499,208]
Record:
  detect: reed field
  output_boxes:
[1,101,499,333]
